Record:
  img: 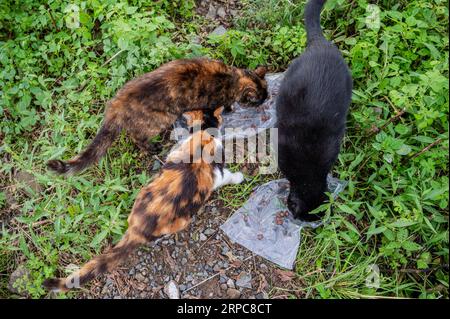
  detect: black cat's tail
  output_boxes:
[305,0,327,44]
[47,115,121,175]
[43,231,142,292]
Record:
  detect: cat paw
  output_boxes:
[231,172,244,184]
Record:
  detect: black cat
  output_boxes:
[276,0,352,221]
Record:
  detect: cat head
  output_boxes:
[237,66,268,107]
[287,188,327,221]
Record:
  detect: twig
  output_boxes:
[182,256,252,294]
[403,138,443,163]
[153,155,164,165]
[76,49,126,92]
[45,4,58,31]
[100,49,126,68]
[31,220,52,227]
[196,229,219,251]
[381,264,449,274]
[383,96,399,113]
[367,108,406,137]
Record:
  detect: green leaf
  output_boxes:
[402,241,422,252]
[90,229,109,248]
[396,144,412,155]
[389,220,417,228]
[367,225,387,237]
[337,204,358,216]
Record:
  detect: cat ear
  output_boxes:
[182,111,203,126]
[254,66,267,78]
[213,106,224,119]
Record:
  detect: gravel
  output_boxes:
[226,288,241,299]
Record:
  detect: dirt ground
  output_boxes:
[80,194,306,299]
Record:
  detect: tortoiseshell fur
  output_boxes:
[47,58,267,175]
[43,109,244,292]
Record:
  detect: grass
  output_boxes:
[0,0,448,298]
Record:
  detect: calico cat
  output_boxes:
[43,108,244,292]
[276,0,352,221]
[47,58,267,175]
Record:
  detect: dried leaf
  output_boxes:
[274,269,296,282]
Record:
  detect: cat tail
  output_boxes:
[304,0,327,44]
[47,113,121,175]
[43,231,142,292]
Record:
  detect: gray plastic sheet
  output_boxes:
[220,177,347,270]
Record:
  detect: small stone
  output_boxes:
[206,3,217,19]
[8,265,30,295]
[230,9,238,17]
[204,228,215,236]
[236,272,252,289]
[210,25,227,37]
[152,161,161,171]
[260,263,268,272]
[164,280,180,299]
[135,273,146,282]
[105,278,114,286]
[226,278,235,289]
[256,292,269,299]
[220,284,228,290]
[164,276,170,282]
[199,233,207,241]
[113,295,122,299]
[191,35,201,45]
[226,288,241,299]
[217,6,226,18]
[181,258,188,265]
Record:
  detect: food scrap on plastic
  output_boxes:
[220,176,347,269]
